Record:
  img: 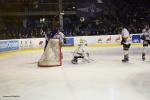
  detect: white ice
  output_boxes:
[0,46,150,100]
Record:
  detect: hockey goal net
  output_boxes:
[38,39,62,67]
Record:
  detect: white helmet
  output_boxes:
[79,40,87,46]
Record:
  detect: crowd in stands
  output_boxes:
[0,0,149,40]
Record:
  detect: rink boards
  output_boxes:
[0,43,149,59]
[0,34,141,52]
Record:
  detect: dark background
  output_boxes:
[0,0,149,39]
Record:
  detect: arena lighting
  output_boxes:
[72,6,76,9]
[80,17,85,22]
[60,12,64,15]
[97,0,103,3]
[40,18,45,23]
[76,0,104,18]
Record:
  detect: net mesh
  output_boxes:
[38,39,62,67]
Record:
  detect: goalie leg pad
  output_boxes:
[71,56,84,64]
[82,58,90,63]
[71,57,78,64]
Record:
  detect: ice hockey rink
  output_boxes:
[0,45,150,100]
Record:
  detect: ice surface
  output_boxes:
[0,46,150,100]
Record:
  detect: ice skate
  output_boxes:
[122,58,129,62]
[122,55,129,63]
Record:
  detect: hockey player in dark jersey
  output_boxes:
[40,28,49,51]
[141,25,150,61]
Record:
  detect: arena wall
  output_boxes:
[0,34,142,52]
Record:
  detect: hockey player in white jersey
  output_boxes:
[120,25,132,62]
[53,29,65,46]
[141,25,150,61]
[71,40,90,64]
[53,29,66,59]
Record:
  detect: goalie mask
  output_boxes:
[78,40,87,46]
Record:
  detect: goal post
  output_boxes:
[38,39,62,67]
